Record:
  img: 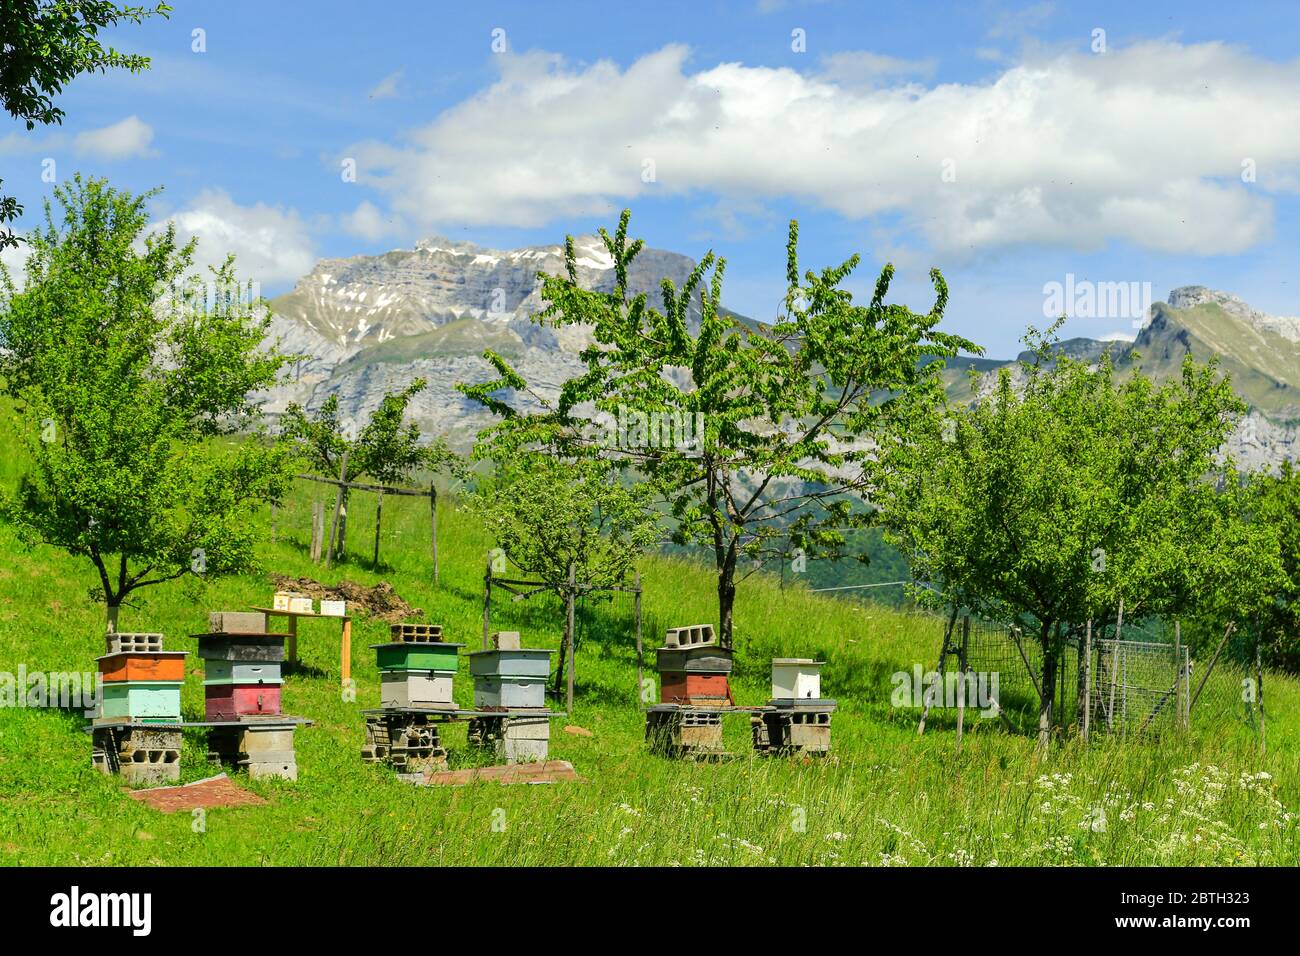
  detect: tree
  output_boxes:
[280,379,461,559]
[0,175,292,630]
[0,1,170,249]
[874,324,1282,748]
[460,211,976,646]
[1252,461,1300,673]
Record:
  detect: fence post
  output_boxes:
[430,483,439,588]
[955,615,970,752]
[1082,619,1092,743]
[325,450,349,569]
[481,558,492,650]
[565,562,576,716]
[1256,632,1266,755]
[634,571,644,708]
[372,490,384,568]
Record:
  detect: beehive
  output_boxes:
[204,683,282,721]
[98,681,183,723]
[659,672,731,705]
[468,647,553,710]
[96,650,187,683]
[372,641,462,672]
[380,670,455,708]
[203,660,283,685]
[771,659,824,701]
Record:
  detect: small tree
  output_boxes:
[460,211,976,646]
[0,175,292,630]
[874,325,1281,748]
[280,379,460,558]
[0,1,171,249]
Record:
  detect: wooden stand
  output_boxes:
[252,606,353,687]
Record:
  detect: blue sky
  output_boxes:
[4,0,1300,356]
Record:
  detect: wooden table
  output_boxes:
[251,607,353,686]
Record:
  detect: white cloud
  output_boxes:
[348,41,1300,257]
[74,115,155,160]
[0,239,27,290]
[161,190,316,286]
[368,69,404,100]
[342,199,397,240]
[1098,330,1137,342]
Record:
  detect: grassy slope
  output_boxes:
[0,444,1296,866]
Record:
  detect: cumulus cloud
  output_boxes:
[74,115,155,159]
[161,190,316,286]
[342,199,397,240]
[347,41,1300,257]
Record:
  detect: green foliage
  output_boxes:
[459,210,977,645]
[0,1,170,249]
[280,379,459,487]
[468,453,658,596]
[1253,461,1300,672]
[875,322,1284,738]
[0,175,292,624]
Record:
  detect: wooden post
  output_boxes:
[565,562,576,715]
[481,558,492,650]
[287,616,298,671]
[430,483,439,588]
[341,617,352,686]
[270,502,278,543]
[634,571,644,707]
[955,614,970,751]
[1082,620,1092,743]
[309,500,322,563]
[325,451,349,569]
[372,490,383,568]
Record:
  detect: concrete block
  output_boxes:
[246,759,297,781]
[104,632,164,654]
[497,737,548,763]
[239,727,295,753]
[663,624,716,648]
[492,631,521,650]
[502,716,551,740]
[389,622,443,643]
[121,761,182,787]
[208,611,266,634]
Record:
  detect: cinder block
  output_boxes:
[121,761,182,787]
[208,611,267,634]
[492,631,521,650]
[239,727,295,753]
[663,624,716,648]
[497,737,548,763]
[104,632,164,654]
[502,716,551,740]
[246,759,297,781]
[389,622,443,643]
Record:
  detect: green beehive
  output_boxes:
[98,681,183,723]
[371,642,463,672]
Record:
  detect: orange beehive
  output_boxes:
[97,651,188,683]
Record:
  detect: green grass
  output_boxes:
[0,467,1296,866]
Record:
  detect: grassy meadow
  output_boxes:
[0,438,1296,867]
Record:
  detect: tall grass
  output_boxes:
[0,459,1295,865]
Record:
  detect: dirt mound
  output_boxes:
[269,575,423,624]
[129,773,266,812]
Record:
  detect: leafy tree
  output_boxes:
[0,175,292,630]
[460,210,976,646]
[1252,461,1300,672]
[280,379,461,558]
[874,324,1282,748]
[0,1,170,249]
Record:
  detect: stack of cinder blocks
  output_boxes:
[197,611,301,780]
[91,632,187,786]
[656,624,732,705]
[361,623,463,776]
[752,659,836,756]
[466,631,554,763]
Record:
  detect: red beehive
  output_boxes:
[205,684,282,721]
[660,672,731,705]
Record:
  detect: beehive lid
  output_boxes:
[95,650,189,662]
[369,642,465,650]
[772,658,823,665]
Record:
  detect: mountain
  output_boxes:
[261,235,1298,469]
[941,286,1299,470]
[260,234,736,449]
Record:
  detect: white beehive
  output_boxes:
[319,599,346,617]
[771,658,823,700]
[288,596,314,614]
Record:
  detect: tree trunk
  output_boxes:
[106,602,121,634]
[1036,620,1056,753]
[717,546,738,649]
